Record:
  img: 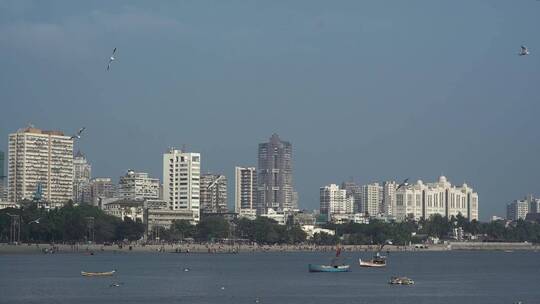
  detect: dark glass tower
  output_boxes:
[257,134,293,214]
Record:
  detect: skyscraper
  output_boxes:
[257,134,293,214]
[73,151,92,204]
[117,170,160,200]
[200,173,228,214]
[163,149,201,222]
[8,126,73,205]
[235,167,257,217]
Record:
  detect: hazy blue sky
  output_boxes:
[1,1,539,219]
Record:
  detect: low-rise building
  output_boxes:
[238,208,257,220]
[103,199,145,222]
[260,208,286,225]
[290,211,316,226]
[144,208,196,233]
[301,225,335,239]
[0,201,19,210]
[117,170,160,200]
[330,213,370,224]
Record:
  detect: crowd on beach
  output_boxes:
[2,240,538,255]
[1,241,436,255]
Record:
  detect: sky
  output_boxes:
[0,1,539,220]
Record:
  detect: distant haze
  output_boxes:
[1,1,539,220]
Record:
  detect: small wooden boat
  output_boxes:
[308,264,350,272]
[81,270,116,277]
[359,252,387,267]
[389,276,414,285]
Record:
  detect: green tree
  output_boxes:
[196,216,230,241]
[169,220,195,241]
[311,232,338,245]
[116,217,145,241]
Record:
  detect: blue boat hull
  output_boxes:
[308,264,350,272]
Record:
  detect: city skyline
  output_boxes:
[0,127,530,220]
[1,1,540,220]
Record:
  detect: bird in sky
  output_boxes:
[28,218,41,224]
[519,45,530,56]
[70,127,86,140]
[107,48,117,71]
[396,178,409,190]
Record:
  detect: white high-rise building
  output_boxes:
[320,184,354,220]
[341,181,362,213]
[200,173,228,214]
[395,181,424,221]
[507,200,529,221]
[382,181,397,216]
[117,170,160,200]
[163,149,201,222]
[235,167,257,218]
[8,127,73,205]
[73,151,92,204]
[395,176,479,221]
[361,183,383,216]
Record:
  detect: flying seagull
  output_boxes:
[70,127,86,140]
[107,48,117,71]
[396,178,409,190]
[519,45,529,56]
[109,282,123,288]
[28,218,41,224]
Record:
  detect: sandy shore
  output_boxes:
[0,242,538,255]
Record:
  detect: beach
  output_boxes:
[0,241,537,255]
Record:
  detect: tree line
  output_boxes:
[1,203,540,244]
[317,214,540,245]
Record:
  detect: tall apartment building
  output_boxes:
[320,184,354,221]
[507,199,529,221]
[89,177,115,206]
[257,134,293,214]
[529,197,540,214]
[200,173,228,214]
[395,176,479,221]
[395,181,424,221]
[0,150,5,201]
[8,127,73,204]
[117,170,160,200]
[0,150,4,178]
[382,181,397,217]
[73,151,92,204]
[235,167,257,218]
[341,181,362,213]
[163,149,201,222]
[361,183,383,216]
